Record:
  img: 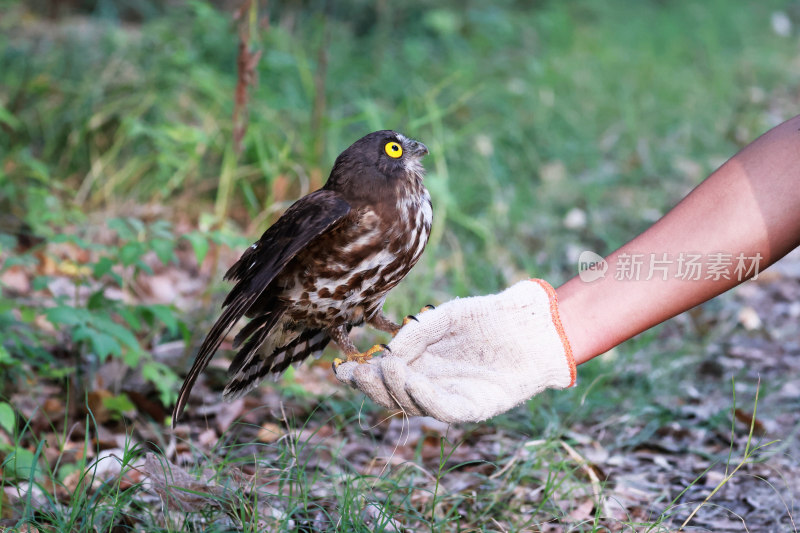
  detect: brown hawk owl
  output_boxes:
[173,130,431,422]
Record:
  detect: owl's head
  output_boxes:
[326,130,429,196]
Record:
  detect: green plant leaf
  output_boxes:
[150,238,176,265]
[3,447,38,480]
[142,361,179,405]
[147,304,179,334]
[0,346,12,365]
[102,393,136,414]
[134,259,153,275]
[108,218,134,240]
[92,317,140,351]
[87,329,121,357]
[0,233,16,253]
[183,231,210,267]
[20,307,36,323]
[57,462,79,483]
[46,306,88,326]
[150,219,174,239]
[31,276,50,291]
[119,241,145,267]
[21,153,51,182]
[0,298,14,314]
[0,402,15,435]
[123,348,144,367]
[127,217,146,236]
[87,289,110,310]
[118,306,142,331]
[0,104,21,130]
[51,233,89,248]
[1,255,30,270]
[93,256,115,278]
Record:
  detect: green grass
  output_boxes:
[1,0,799,530]
[3,387,779,531]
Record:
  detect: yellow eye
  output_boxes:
[384,141,403,158]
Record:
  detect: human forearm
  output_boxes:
[558,115,800,364]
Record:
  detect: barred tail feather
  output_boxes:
[222,329,331,400]
[172,294,259,425]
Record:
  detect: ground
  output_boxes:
[2,246,798,531]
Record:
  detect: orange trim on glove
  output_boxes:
[530,278,577,387]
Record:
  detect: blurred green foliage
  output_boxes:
[3,0,797,284]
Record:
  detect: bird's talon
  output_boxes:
[395,306,433,335]
[401,314,419,327]
[344,343,386,364]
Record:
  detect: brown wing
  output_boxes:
[172,189,351,424]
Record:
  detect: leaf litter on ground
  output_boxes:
[3,246,800,530]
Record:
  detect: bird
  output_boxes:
[173,130,432,423]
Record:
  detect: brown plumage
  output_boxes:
[173,130,431,422]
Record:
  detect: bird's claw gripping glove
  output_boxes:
[334,279,576,423]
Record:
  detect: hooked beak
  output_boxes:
[407,140,429,158]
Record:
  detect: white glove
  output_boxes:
[334,279,576,423]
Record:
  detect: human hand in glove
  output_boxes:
[334,279,576,423]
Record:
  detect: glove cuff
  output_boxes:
[528,278,577,387]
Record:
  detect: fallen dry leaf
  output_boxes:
[567,497,595,522]
[216,397,246,432]
[142,453,224,513]
[86,389,113,424]
[733,408,766,435]
[257,422,285,443]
